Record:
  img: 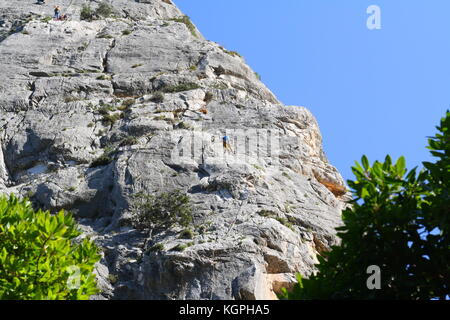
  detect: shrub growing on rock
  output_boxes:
[204,91,214,103]
[90,146,115,168]
[119,136,138,147]
[169,15,197,38]
[132,190,193,231]
[179,228,194,239]
[0,195,100,300]
[81,2,113,21]
[148,243,165,252]
[95,2,114,18]
[150,91,165,103]
[80,5,93,21]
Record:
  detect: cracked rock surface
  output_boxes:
[0,0,349,300]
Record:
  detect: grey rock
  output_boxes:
[0,0,350,300]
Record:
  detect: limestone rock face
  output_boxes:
[0,0,349,300]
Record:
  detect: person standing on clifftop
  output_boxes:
[54,6,61,20]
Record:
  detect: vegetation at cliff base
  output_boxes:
[0,195,100,300]
[281,111,450,300]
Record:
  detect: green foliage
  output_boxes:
[222,48,242,58]
[81,2,113,21]
[0,195,100,300]
[204,91,214,103]
[257,210,293,230]
[119,136,138,147]
[97,103,115,115]
[97,34,113,39]
[122,30,132,36]
[282,171,291,179]
[169,15,197,38]
[95,2,113,18]
[80,5,93,21]
[97,102,121,124]
[172,244,187,252]
[150,91,165,103]
[108,274,118,284]
[257,210,277,218]
[101,113,121,125]
[122,99,135,108]
[90,146,115,168]
[281,111,450,300]
[275,217,294,230]
[147,243,165,253]
[179,229,194,239]
[132,190,193,230]
[172,242,194,252]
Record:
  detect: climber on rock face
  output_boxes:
[223,135,234,153]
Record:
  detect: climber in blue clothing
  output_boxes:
[222,135,234,153]
[54,5,61,19]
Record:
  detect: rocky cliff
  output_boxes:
[0,0,348,300]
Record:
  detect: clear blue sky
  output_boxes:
[174,0,449,181]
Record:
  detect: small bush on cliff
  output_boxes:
[132,190,193,231]
[204,91,214,103]
[101,112,121,126]
[0,195,100,300]
[281,111,450,300]
[150,91,165,103]
[179,228,194,239]
[95,2,114,18]
[169,15,197,38]
[81,2,113,21]
[90,146,115,168]
[80,5,93,21]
